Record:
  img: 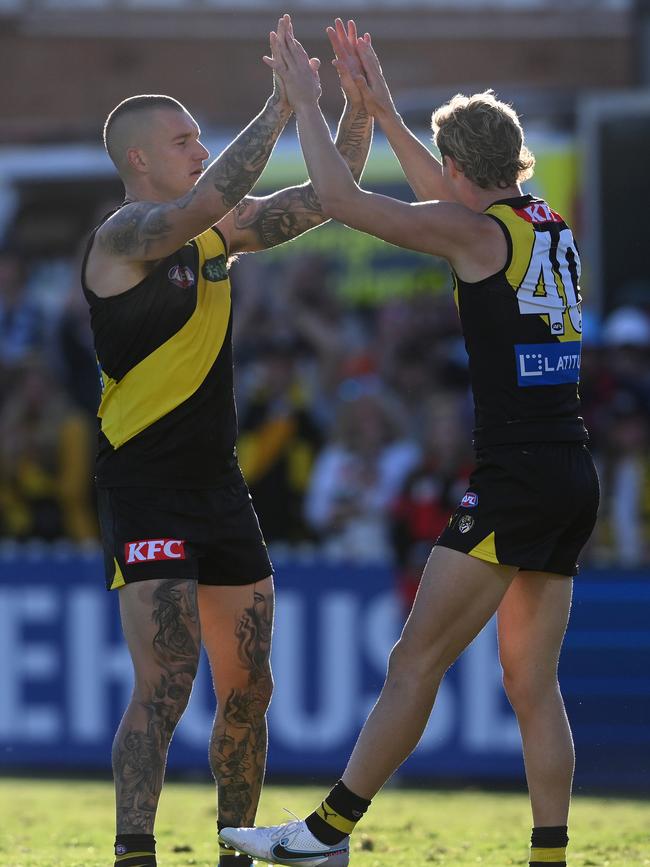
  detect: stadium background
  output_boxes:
[1,0,649,796]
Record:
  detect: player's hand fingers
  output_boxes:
[326,25,343,58]
[334,17,351,55]
[347,19,358,45]
[357,37,382,78]
[269,31,288,70]
[287,36,310,68]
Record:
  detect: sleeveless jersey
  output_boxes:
[81,217,239,488]
[453,194,588,448]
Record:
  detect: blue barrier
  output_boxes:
[0,548,648,793]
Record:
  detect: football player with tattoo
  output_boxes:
[81,16,372,867]
[220,17,599,867]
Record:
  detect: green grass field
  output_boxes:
[0,779,648,867]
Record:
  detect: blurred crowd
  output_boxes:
[1,243,649,590]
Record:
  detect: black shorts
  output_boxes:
[436,442,599,576]
[97,475,273,591]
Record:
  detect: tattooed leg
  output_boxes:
[114,578,201,833]
[198,578,274,829]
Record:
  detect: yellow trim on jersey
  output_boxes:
[109,557,126,590]
[529,846,567,862]
[487,203,536,290]
[485,204,581,344]
[98,229,231,449]
[316,802,357,834]
[468,531,499,564]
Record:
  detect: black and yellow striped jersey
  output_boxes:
[453,194,588,448]
[82,218,239,488]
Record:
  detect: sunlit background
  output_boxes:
[1,0,649,794]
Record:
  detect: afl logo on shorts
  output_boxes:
[125,538,186,564]
[168,264,195,289]
[458,515,474,534]
[461,492,478,508]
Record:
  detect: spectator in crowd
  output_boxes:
[598,306,650,566]
[304,378,419,560]
[0,355,97,541]
[237,336,323,543]
[0,249,45,394]
[51,248,101,418]
[390,392,472,614]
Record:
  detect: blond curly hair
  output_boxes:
[433,91,535,190]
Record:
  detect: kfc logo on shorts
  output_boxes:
[168,264,195,289]
[125,538,186,564]
[461,492,479,508]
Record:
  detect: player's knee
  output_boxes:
[134,664,198,724]
[255,665,274,713]
[501,662,556,715]
[387,637,445,687]
[216,664,274,715]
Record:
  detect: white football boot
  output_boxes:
[220,819,349,867]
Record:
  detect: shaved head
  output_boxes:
[103,94,187,175]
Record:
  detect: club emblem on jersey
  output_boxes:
[458,515,475,534]
[202,255,228,282]
[461,492,479,508]
[168,264,195,289]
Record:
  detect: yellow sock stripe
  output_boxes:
[115,853,154,863]
[316,802,356,835]
[220,844,236,855]
[530,846,567,862]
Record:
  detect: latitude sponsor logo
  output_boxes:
[124,538,186,564]
[515,341,581,387]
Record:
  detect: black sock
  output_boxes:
[218,823,253,867]
[218,846,253,867]
[114,833,156,867]
[305,780,371,845]
[530,825,569,866]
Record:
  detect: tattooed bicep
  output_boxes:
[96,190,199,260]
[97,203,172,257]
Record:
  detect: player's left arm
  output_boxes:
[219,19,373,254]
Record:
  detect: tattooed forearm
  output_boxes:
[233,186,323,248]
[335,104,373,182]
[212,93,292,208]
[113,579,200,834]
[231,105,372,251]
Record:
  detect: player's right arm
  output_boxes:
[353,33,454,204]
[88,20,295,296]
[93,94,291,263]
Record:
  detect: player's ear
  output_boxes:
[126,147,148,174]
[442,154,461,179]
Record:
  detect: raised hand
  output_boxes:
[326,18,365,107]
[270,14,292,112]
[354,32,398,121]
[263,14,321,111]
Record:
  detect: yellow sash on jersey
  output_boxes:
[98,228,231,449]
